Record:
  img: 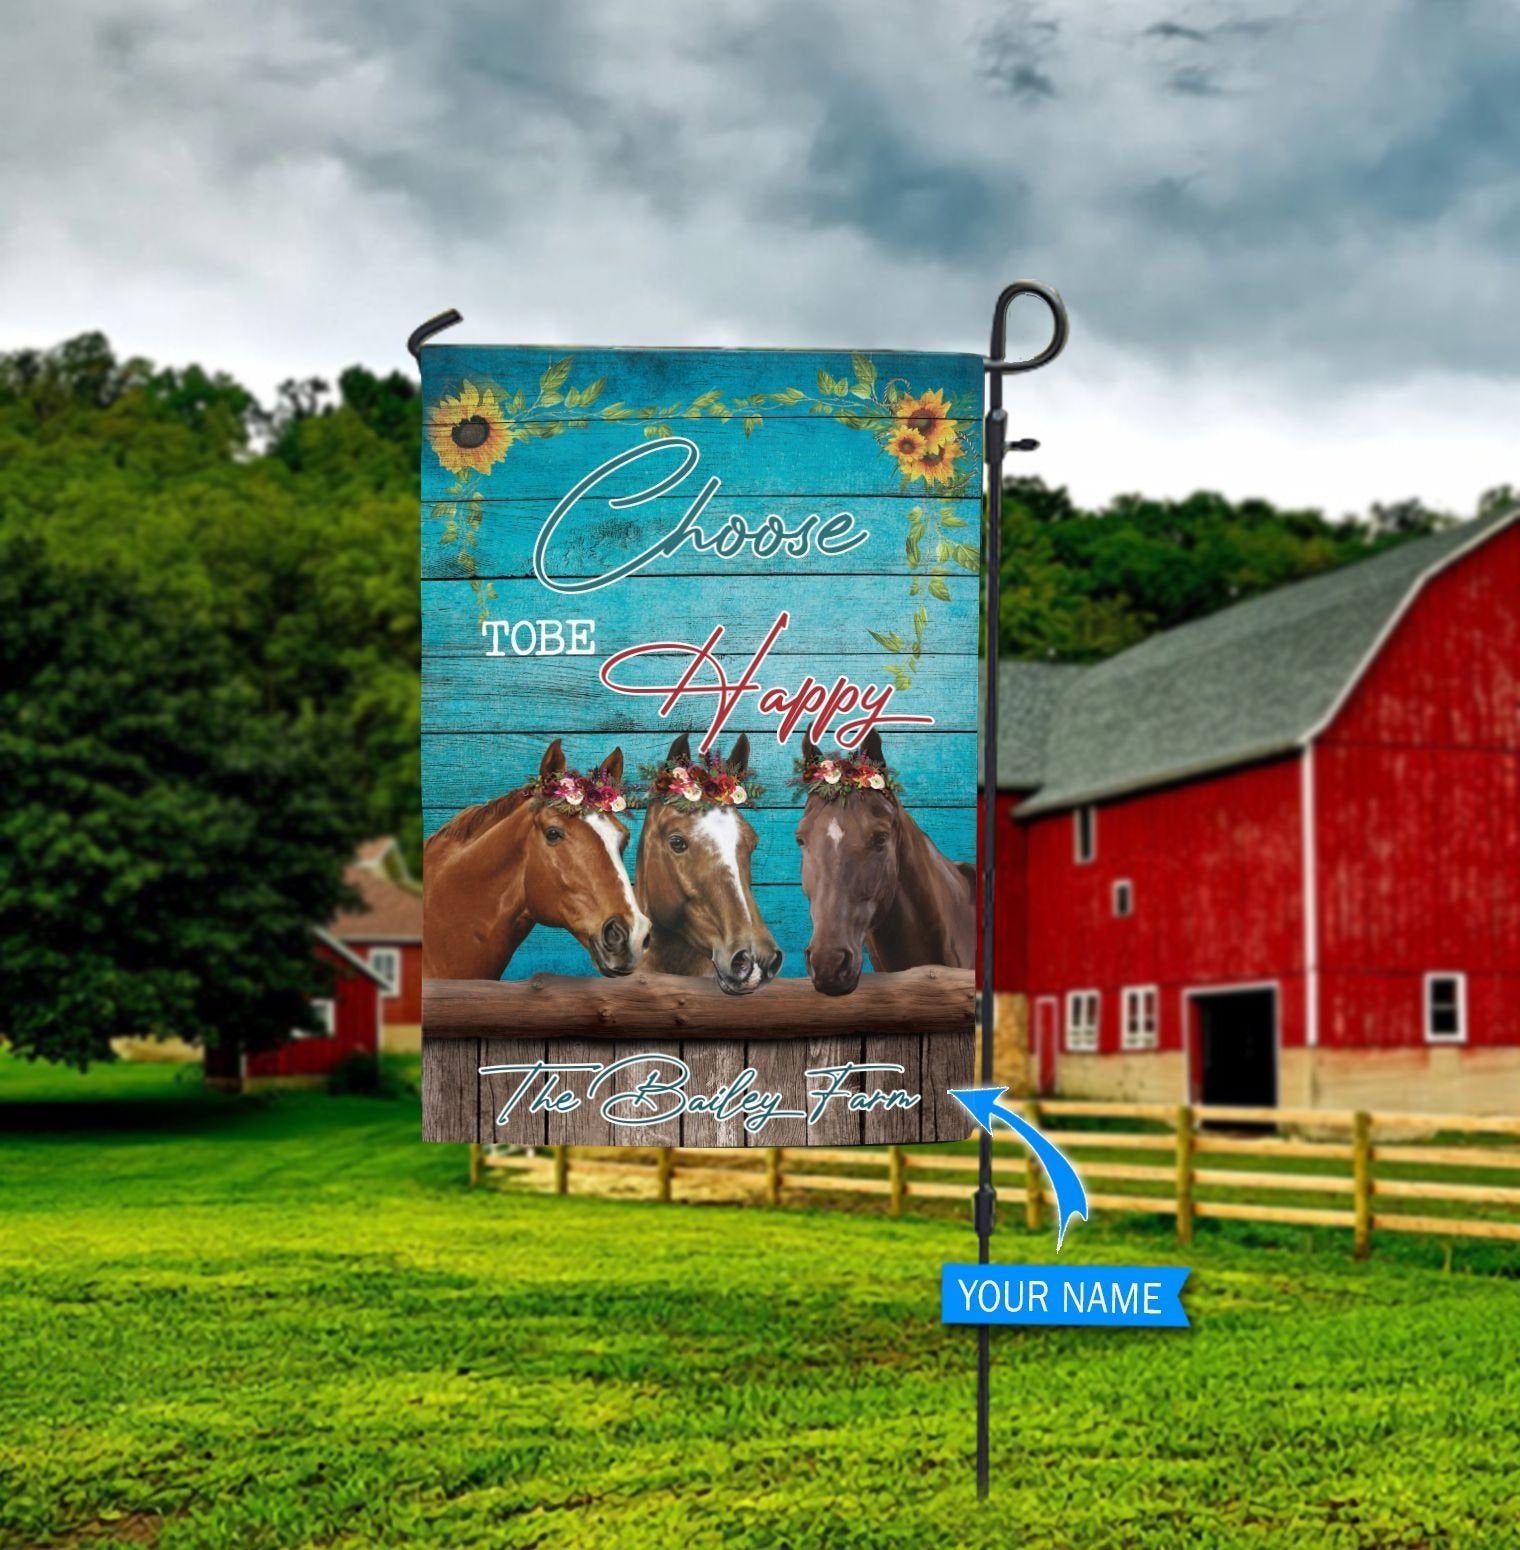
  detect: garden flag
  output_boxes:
[419,344,981,1146]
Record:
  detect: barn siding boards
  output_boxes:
[479,1038,548,1146]
[421,1038,480,1142]
[420,575,979,661]
[678,1041,753,1148]
[421,806,975,877]
[609,1043,685,1146]
[860,1035,925,1145]
[423,734,977,817]
[421,343,982,1145]
[422,495,980,582]
[423,654,978,732]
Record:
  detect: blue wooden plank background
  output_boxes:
[421,343,982,981]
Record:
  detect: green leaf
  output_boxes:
[564,386,583,408]
[539,357,572,394]
[941,514,968,529]
[929,577,952,602]
[868,630,905,652]
[936,540,951,562]
[906,534,921,566]
[851,352,876,389]
[539,391,563,407]
[953,542,980,572]
[743,415,762,437]
[600,402,631,419]
[773,386,807,404]
[581,377,605,405]
[909,578,921,596]
[816,368,833,395]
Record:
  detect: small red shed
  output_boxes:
[326,838,424,1051]
[994,509,1520,1116]
[221,929,389,1086]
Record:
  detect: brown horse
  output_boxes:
[423,740,650,980]
[634,733,783,996]
[795,730,975,996]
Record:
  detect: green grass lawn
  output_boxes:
[3,1054,1518,1549]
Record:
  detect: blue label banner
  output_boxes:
[941,1264,1190,1328]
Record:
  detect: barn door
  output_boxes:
[1194,989,1278,1110]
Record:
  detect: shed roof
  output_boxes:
[1015,508,1518,816]
[329,862,423,944]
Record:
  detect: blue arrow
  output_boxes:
[949,1087,1089,1250]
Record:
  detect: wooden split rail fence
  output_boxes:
[469,1099,1520,1258]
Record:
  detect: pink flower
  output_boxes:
[611,794,627,812]
[731,784,747,805]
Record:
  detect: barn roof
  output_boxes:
[328,858,423,944]
[1015,508,1518,816]
[993,662,1088,789]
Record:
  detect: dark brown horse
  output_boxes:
[423,740,650,980]
[795,730,975,996]
[634,733,783,996]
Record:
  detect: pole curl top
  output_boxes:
[985,280,1069,374]
[406,309,464,362]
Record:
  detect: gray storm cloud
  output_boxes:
[1,0,1515,511]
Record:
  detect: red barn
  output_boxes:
[326,837,424,1052]
[993,509,1520,1116]
[204,929,388,1088]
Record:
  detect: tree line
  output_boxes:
[1,333,1505,1068]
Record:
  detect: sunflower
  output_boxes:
[895,388,956,453]
[913,435,964,486]
[885,425,928,478]
[428,380,515,476]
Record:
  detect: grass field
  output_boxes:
[3,1054,1519,1549]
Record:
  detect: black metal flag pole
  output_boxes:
[978,282,1070,1501]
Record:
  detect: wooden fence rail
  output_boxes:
[468,1099,1520,1257]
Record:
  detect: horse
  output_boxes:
[634,732,784,996]
[422,740,650,980]
[795,729,975,996]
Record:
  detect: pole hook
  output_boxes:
[985,280,1069,376]
[406,309,464,363]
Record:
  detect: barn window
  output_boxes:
[1122,986,1159,1051]
[1424,974,1467,1044]
[1065,990,1100,1053]
[294,998,336,1040]
[1113,880,1133,918]
[369,947,401,997]
[1074,806,1097,865]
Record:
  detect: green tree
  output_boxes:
[0,336,422,863]
[0,536,362,1072]
[998,477,1453,662]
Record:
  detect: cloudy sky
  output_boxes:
[4,0,1517,514]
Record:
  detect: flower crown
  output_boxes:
[523,763,631,816]
[794,750,901,801]
[640,749,761,808]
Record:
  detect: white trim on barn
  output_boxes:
[313,927,391,987]
[1180,979,1282,1106]
[1423,972,1469,1046]
[1299,506,1520,746]
[1301,745,1320,1049]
